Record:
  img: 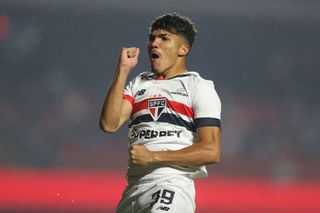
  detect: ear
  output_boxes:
[178,44,190,57]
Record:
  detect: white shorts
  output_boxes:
[116,174,195,213]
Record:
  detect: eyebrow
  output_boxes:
[158,33,172,36]
[150,32,173,37]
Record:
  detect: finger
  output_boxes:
[127,47,139,58]
[135,48,140,57]
[127,49,135,58]
[120,47,128,58]
[129,148,134,156]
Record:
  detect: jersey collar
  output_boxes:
[156,72,198,80]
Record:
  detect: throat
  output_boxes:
[156,69,188,80]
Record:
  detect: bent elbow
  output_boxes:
[206,156,220,164]
[100,126,117,133]
[99,119,118,133]
[208,149,221,164]
[208,157,220,165]
[212,155,221,164]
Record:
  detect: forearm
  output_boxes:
[131,141,221,167]
[100,66,130,132]
[153,142,220,166]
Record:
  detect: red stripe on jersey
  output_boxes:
[123,94,134,107]
[132,97,194,118]
[168,99,194,118]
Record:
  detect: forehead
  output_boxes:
[150,29,176,36]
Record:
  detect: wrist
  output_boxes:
[151,151,165,165]
[114,66,131,83]
[117,64,133,74]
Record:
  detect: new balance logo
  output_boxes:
[156,206,170,211]
[135,89,146,97]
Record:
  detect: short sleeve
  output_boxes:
[123,72,151,107]
[193,80,221,128]
[123,79,135,106]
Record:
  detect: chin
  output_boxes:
[150,66,161,74]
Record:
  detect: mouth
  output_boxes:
[150,50,161,61]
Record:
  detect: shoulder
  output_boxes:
[139,71,156,80]
[185,71,216,88]
[128,71,154,84]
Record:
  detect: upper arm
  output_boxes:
[99,97,132,133]
[197,126,221,151]
[117,98,133,128]
[115,77,135,130]
[193,80,222,161]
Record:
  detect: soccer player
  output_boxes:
[100,12,221,213]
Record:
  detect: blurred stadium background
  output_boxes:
[1,0,320,212]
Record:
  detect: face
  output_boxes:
[148,29,189,75]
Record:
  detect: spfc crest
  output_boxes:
[148,98,166,121]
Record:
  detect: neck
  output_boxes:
[158,69,187,79]
[156,59,187,79]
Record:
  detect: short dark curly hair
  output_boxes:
[150,12,197,47]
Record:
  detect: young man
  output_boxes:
[100,13,221,213]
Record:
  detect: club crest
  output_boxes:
[148,98,166,121]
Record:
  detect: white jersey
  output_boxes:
[123,71,221,180]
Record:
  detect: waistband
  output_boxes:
[127,167,192,185]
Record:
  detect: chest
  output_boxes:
[132,80,192,106]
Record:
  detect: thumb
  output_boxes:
[130,47,140,59]
[135,48,140,57]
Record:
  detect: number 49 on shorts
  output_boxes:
[150,189,175,208]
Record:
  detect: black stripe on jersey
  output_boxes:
[129,113,196,132]
[195,117,221,128]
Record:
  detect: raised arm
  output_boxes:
[99,47,140,133]
[130,126,221,166]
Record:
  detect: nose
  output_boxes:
[149,37,159,49]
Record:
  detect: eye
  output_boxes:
[161,36,169,41]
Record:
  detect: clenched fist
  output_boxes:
[130,144,155,166]
[118,47,140,71]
